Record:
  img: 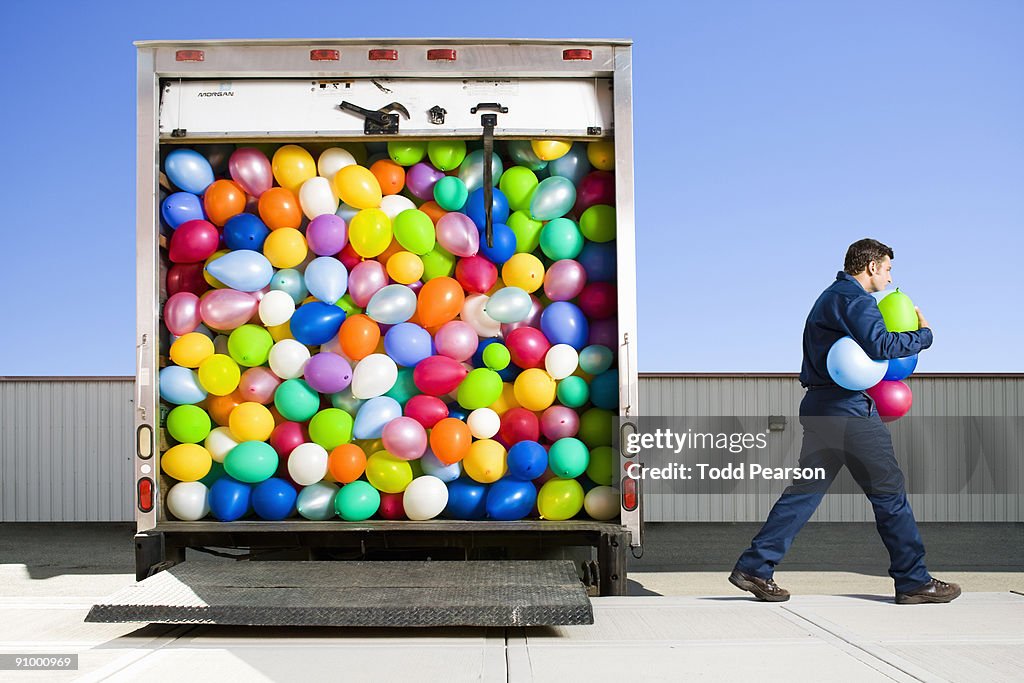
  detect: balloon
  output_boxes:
[400,475,448,520]
[379,194,417,220]
[429,417,472,465]
[458,149,503,194]
[166,481,210,521]
[421,245,457,280]
[347,261,387,309]
[541,302,589,350]
[578,282,617,320]
[328,443,367,484]
[466,187,510,229]
[507,140,548,171]
[296,482,338,520]
[455,255,498,294]
[580,204,616,243]
[537,219,583,261]
[165,149,215,194]
[428,140,467,171]
[587,318,618,350]
[198,354,241,396]
[209,477,251,521]
[203,179,246,226]
[403,396,448,431]
[269,421,307,458]
[366,284,417,324]
[544,344,580,380]
[251,478,297,520]
[436,212,480,257]
[420,448,461,482]
[507,440,547,480]
[557,376,590,408]
[406,162,446,200]
[498,167,540,212]
[417,277,465,327]
[258,187,303,229]
[167,262,210,297]
[365,450,414,493]
[587,140,615,170]
[866,380,913,422]
[237,367,281,405]
[877,289,918,332]
[463,439,507,484]
[304,214,346,256]
[484,286,532,323]
[548,143,593,186]
[477,223,517,265]
[223,214,271,252]
[458,368,503,410]
[225,440,279,483]
[169,220,219,263]
[272,145,317,194]
[505,327,551,369]
[262,227,308,269]
[304,257,349,304]
[486,478,536,520]
[369,158,405,195]
[268,339,311,379]
[229,147,274,197]
[884,354,918,381]
[337,314,380,361]
[205,250,274,293]
[548,437,589,478]
[377,416,426,461]
[584,486,618,520]
[270,268,308,305]
[433,176,469,211]
[335,480,380,520]
[162,192,205,229]
[590,370,619,410]
[169,331,213,369]
[349,208,392,258]
[160,366,207,405]
[388,141,427,166]
[286,442,328,486]
[826,336,889,391]
[353,396,402,440]
[391,209,436,255]
[162,443,213,482]
[387,251,424,285]
[255,290,294,328]
[299,176,339,219]
[411,355,465,396]
[318,147,357,178]
[507,211,544,253]
[531,139,571,161]
[302,352,353,394]
[543,260,587,301]
[578,345,613,375]
[529,176,576,221]
[274,379,320,422]
[584,445,615,486]
[467,408,501,440]
[500,296,544,338]
[513,368,557,412]
[333,165,382,209]
[575,171,616,213]
[482,343,511,371]
[502,253,545,293]
[537,478,584,520]
[227,401,274,442]
[578,407,614,448]
[460,294,501,338]
[166,404,212,444]
[308,408,354,450]
[383,322,433,367]
[444,478,489,519]
[290,301,346,346]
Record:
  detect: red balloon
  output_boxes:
[499,407,541,446]
[455,255,498,294]
[378,491,406,520]
[338,242,363,271]
[167,262,210,297]
[866,380,913,423]
[578,282,617,320]
[413,355,469,396]
[404,394,449,429]
[269,421,308,457]
[505,327,551,369]
[574,171,616,214]
[169,219,220,263]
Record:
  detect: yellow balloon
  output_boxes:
[263,227,308,269]
[332,164,383,209]
[349,208,393,258]
[266,321,293,342]
[365,450,413,493]
[161,443,213,482]
[501,253,545,293]
[228,401,275,442]
[386,251,424,284]
[514,368,556,411]
[272,144,317,195]
[198,354,241,396]
[463,439,507,484]
[587,140,615,171]
[488,382,520,416]
[531,139,571,161]
[204,250,231,289]
[170,332,215,368]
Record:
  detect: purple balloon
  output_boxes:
[382,416,428,460]
[436,212,480,257]
[198,290,258,331]
[406,162,446,201]
[348,260,389,308]
[543,259,588,302]
[541,405,580,441]
[304,352,354,394]
[228,147,274,197]
[434,321,479,361]
[588,317,619,349]
[164,292,202,336]
[306,214,348,256]
[500,296,544,337]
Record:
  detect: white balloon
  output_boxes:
[484,286,533,323]
[467,408,501,439]
[403,475,449,520]
[318,147,357,179]
[259,289,296,327]
[167,481,210,521]
[299,176,340,220]
[204,426,239,463]
[380,194,417,220]
[584,486,619,521]
[545,344,580,380]
[269,339,311,379]
[288,442,329,486]
[351,353,399,399]
[461,294,501,338]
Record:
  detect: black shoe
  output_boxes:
[895,578,962,604]
[729,568,791,602]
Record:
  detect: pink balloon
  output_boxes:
[238,366,282,404]
[378,491,407,520]
[500,296,544,337]
[382,416,428,460]
[199,289,258,331]
[406,162,445,200]
[348,260,388,308]
[307,214,348,256]
[404,395,449,429]
[413,355,468,395]
[455,255,497,294]
[269,421,308,457]
[169,219,219,263]
[228,147,274,197]
[435,212,480,257]
[434,321,479,361]
[543,259,588,301]
[505,327,550,369]
[540,406,580,441]
[164,292,202,336]
[574,171,616,214]
[866,380,913,422]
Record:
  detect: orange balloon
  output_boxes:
[258,187,302,229]
[338,314,381,361]
[417,276,465,328]
[370,159,406,196]
[375,237,405,266]
[205,389,244,426]
[328,443,367,483]
[429,417,472,465]
[203,180,246,226]
[419,200,447,226]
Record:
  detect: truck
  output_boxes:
[89,38,642,628]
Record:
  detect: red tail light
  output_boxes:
[138,478,154,513]
[563,49,593,61]
[175,50,205,62]
[427,49,457,61]
[310,49,340,61]
[621,476,638,511]
[369,49,398,61]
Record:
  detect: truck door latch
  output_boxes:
[473,102,507,248]
[338,101,410,134]
[428,105,446,125]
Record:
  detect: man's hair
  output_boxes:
[844,238,894,275]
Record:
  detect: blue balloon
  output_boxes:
[270,269,308,305]
[507,441,548,481]
[290,302,346,346]
[590,370,619,410]
[443,477,489,519]
[209,477,251,522]
[420,448,462,482]
[206,250,274,292]
[251,478,298,521]
[578,241,617,282]
[541,301,590,350]
[445,403,469,422]
[477,223,517,265]
[547,143,593,187]
[486,478,537,520]
[353,396,402,439]
[884,354,918,381]
[384,323,434,367]
[159,366,207,405]
[161,192,204,229]
[304,257,349,304]
[223,214,270,251]
[165,148,215,194]
[466,187,510,229]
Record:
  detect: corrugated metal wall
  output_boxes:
[639,374,1024,522]
[0,378,134,522]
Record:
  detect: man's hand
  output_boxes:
[915,306,930,330]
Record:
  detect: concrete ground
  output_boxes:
[0,522,1021,682]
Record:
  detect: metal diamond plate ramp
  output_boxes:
[86,560,593,627]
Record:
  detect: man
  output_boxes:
[729,239,961,605]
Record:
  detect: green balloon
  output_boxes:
[388,141,427,166]
[482,343,511,371]
[337,294,363,316]
[578,408,614,448]
[428,140,468,172]
[166,404,212,444]
[498,166,540,212]
[433,176,469,211]
[537,478,584,520]
[580,204,616,243]
[579,345,614,375]
[393,209,436,255]
[384,367,419,408]
[274,379,321,422]
[539,218,584,260]
[548,437,590,478]
[877,289,917,332]
[421,244,456,280]
[557,376,590,408]
[457,368,503,410]
[227,324,274,367]
[224,441,279,483]
[199,461,225,488]
[586,446,615,485]
[334,480,381,521]
[308,408,354,450]
[507,210,544,253]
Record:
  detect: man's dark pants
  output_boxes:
[735,390,932,593]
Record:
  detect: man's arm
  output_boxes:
[844,295,933,360]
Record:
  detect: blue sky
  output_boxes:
[0,0,1020,375]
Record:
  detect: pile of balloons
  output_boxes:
[158,139,623,523]
[825,289,919,422]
